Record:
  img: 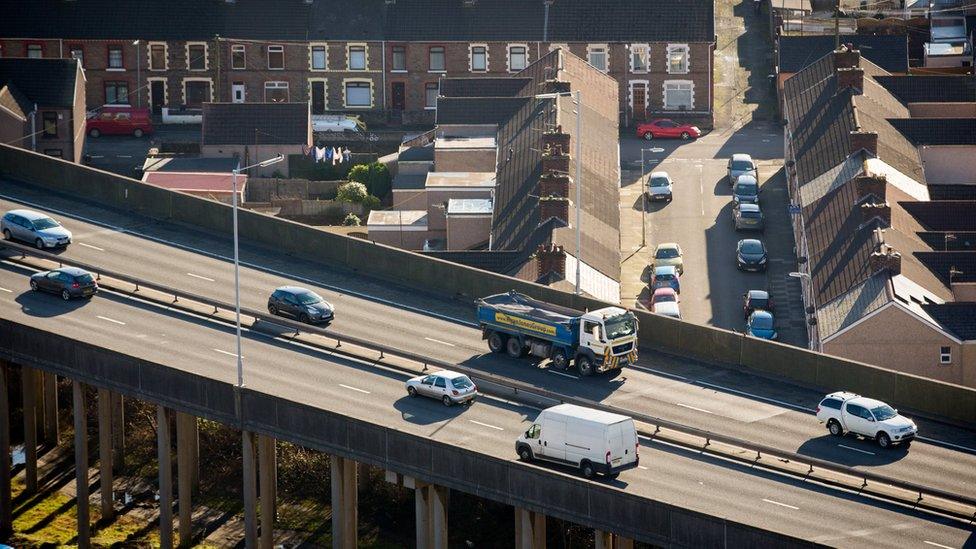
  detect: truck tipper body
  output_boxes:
[476,291,638,376]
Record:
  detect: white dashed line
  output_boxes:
[917,436,976,454]
[547,370,579,380]
[675,403,713,414]
[691,380,815,412]
[424,337,456,347]
[117,155,132,158]
[468,420,504,431]
[186,272,215,282]
[838,444,875,456]
[96,315,126,325]
[0,286,11,293]
[923,541,955,549]
[762,498,799,510]
[78,242,105,251]
[637,465,648,470]
[338,384,371,394]
[212,348,239,358]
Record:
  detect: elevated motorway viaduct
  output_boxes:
[0,262,973,548]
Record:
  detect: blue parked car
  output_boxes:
[651,265,681,294]
[747,310,777,340]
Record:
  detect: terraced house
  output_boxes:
[0,0,715,128]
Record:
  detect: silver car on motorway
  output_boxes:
[405,370,477,406]
[2,209,73,249]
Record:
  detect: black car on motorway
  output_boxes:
[267,286,335,324]
[29,266,97,300]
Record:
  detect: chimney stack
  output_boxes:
[538,171,570,198]
[870,244,902,277]
[860,201,891,227]
[854,174,886,202]
[536,243,566,279]
[850,130,878,156]
[833,46,861,69]
[837,67,864,94]
[539,196,570,226]
[542,130,571,157]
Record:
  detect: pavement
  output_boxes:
[82,124,202,178]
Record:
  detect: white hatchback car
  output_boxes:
[405,370,477,406]
[816,391,917,448]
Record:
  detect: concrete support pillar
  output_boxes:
[258,435,277,549]
[176,412,197,548]
[73,381,91,548]
[594,530,613,549]
[97,388,114,521]
[429,484,449,549]
[614,535,634,549]
[242,430,258,548]
[42,371,58,447]
[0,362,12,537]
[111,392,124,474]
[157,406,173,549]
[330,455,358,549]
[515,507,546,549]
[414,482,431,549]
[21,366,38,494]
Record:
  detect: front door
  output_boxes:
[631,82,647,121]
[232,83,245,103]
[310,80,326,115]
[391,82,406,111]
[150,81,165,115]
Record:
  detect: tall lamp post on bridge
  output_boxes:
[788,270,819,352]
[232,154,284,390]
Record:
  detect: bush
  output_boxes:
[347,162,391,199]
[363,195,381,211]
[347,164,370,185]
[343,213,362,226]
[336,181,368,203]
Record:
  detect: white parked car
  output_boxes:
[516,403,639,479]
[816,391,917,449]
[405,370,477,406]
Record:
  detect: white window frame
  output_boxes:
[308,78,328,114]
[264,81,289,102]
[181,77,214,106]
[231,44,246,70]
[186,41,209,71]
[666,44,690,74]
[428,45,446,73]
[390,45,407,73]
[309,42,328,71]
[347,43,368,71]
[630,43,648,73]
[940,346,952,364]
[663,80,694,110]
[343,78,373,108]
[507,43,529,72]
[587,44,609,72]
[267,45,285,70]
[469,43,488,72]
[147,41,168,72]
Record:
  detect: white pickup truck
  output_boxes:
[815,391,917,449]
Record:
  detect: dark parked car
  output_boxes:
[733,203,764,231]
[736,239,768,272]
[732,175,760,205]
[743,289,774,318]
[267,286,335,324]
[29,267,97,300]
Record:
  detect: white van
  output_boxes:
[516,403,639,479]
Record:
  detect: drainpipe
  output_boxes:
[543,0,551,42]
[29,104,38,152]
[381,40,388,114]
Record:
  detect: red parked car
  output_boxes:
[636,119,701,140]
[86,105,154,138]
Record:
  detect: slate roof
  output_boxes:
[917,231,976,251]
[889,118,976,146]
[436,97,533,125]
[921,303,976,341]
[142,156,241,174]
[778,35,908,73]
[817,272,890,340]
[201,103,309,146]
[0,58,79,107]
[440,78,532,98]
[398,146,434,162]
[927,185,976,200]
[900,201,976,231]
[914,251,976,284]
[875,75,976,105]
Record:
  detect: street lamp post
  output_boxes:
[639,148,660,249]
[788,270,819,351]
[232,154,284,390]
[132,40,141,108]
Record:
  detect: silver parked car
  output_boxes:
[405,370,477,406]
[2,209,73,249]
[727,153,757,186]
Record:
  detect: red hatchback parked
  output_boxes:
[86,105,154,138]
[636,119,701,140]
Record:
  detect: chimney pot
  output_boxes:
[869,246,902,277]
[833,46,861,69]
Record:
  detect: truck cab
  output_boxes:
[578,308,638,371]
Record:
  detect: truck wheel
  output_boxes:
[607,472,620,480]
[876,432,891,449]
[550,350,569,370]
[505,337,524,358]
[517,445,533,462]
[827,419,843,437]
[487,332,505,353]
[577,355,595,376]
[580,460,595,479]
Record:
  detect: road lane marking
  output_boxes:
[212,348,239,358]
[468,420,504,431]
[97,315,126,325]
[675,403,713,414]
[186,272,215,282]
[339,384,370,394]
[89,155,104,159]
[548,370,579,380]
[78,242,105,251]
[424,337,456,347]
[691,380,815,412]
[924,541,955,549]
[838,444,875,455]
[0,286,11,293]
[633,366,687,381]
[117,155,132,158]
[637,465,648,470]
[762,499,799,510]
[917,436,976,454]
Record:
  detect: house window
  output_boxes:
[587,45,608,72]
[104,81,129,104]
[310,44,327,70]
[187,43,206,71]
[27,44,43,58]
[631,44,648,73]
[69,45,84,67]
[425,82,439,109]
[391,46,406,71]
[344,80,371,107]
[185,80,211,107]
[268,45,284,70]
[231,45,246,70]
[508,45,527,71]
[667,44,689,74]
[108,45,124,69]
[940,346,951,364]
[149,44,166,71]
[664,80,694,110]
[44,149,63,158]
[42,112,58,137]
[264,81,289,103]
[429,46,445,72]
[470,45,487,72]
[348,45,366,70]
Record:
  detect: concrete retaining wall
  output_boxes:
[2,143,975,426]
